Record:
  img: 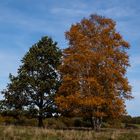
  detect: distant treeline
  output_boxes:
[122,115,140,124]
[0,114,139,129]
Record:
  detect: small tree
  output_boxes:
[2,36,62,127]
[56,15,132,130]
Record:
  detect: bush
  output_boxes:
[125,123,139,129]
[74,118,82,127]
[44,118,66,129]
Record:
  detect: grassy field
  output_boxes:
[0,125,140,140]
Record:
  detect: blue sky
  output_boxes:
[0,0,140,116]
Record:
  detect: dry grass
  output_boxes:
[0,125,140,140]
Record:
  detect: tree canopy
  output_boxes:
[55,14,132,130]
[2,36,62,127]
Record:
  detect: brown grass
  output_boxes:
[0,125,140,140]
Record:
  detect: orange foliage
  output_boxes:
[56,15,132,120]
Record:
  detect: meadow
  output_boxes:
[0,125,140,140]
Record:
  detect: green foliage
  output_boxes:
[1,36,62,127]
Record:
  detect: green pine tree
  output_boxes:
[2,36,62,127]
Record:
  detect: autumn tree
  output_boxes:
[2,36,62,127]
[55,15,132,130]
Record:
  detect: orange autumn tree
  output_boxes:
[56,15,132,130]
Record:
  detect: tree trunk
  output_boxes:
[38,116,44,127]
[38,92,44,127]
[90,117,101,131]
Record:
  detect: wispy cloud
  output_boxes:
[98,6,137,19]
[51,7,88,16]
